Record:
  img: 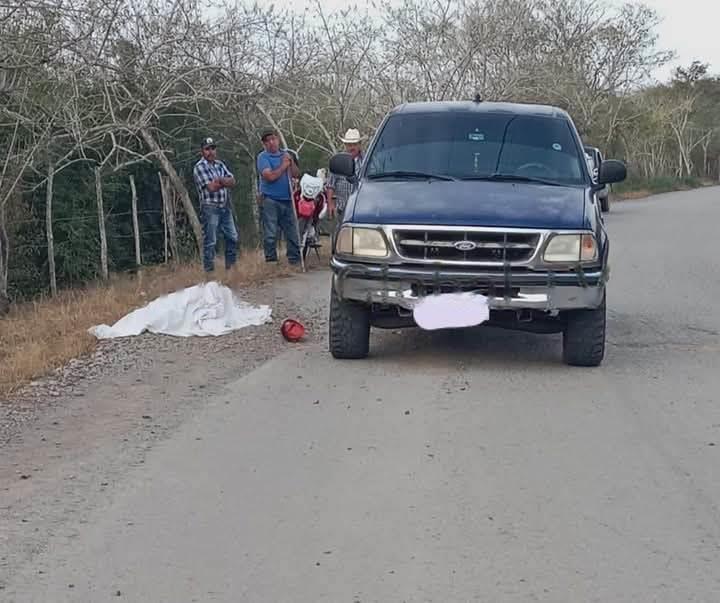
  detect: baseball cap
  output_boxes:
[260,127,277,141]
[200,137,216,149]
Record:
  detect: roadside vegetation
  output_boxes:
[1,0,719,392]
[612,176,712,200]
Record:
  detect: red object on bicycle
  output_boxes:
[281,318,305,342]
[297,198,316,219]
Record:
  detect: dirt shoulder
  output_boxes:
[0,249,307,400]
[0,268,331,589]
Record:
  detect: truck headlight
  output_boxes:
[543,233,598,263]
[336,226,389,258]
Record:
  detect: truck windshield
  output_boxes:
[364,112,587,186]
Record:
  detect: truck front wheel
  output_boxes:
[329,286,370,359]
[562,294,606,367]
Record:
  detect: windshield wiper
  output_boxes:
[367,170,456,181]
[460,173,563,186]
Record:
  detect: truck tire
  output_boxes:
[600,195,610,213]
[562,294,606,367]
[329,287,370,359]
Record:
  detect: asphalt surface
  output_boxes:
[2,187,720,602]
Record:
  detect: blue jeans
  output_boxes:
[201,204,238,272]
[262,198,301,264]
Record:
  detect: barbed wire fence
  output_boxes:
[4,173,262,301]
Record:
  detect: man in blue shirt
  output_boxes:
[193,137,238,273]
[257,127,301,265]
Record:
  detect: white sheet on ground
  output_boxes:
[412,292,489,330]
[88,281,272,339]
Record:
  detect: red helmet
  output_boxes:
[281,318,305,342]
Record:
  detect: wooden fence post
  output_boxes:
[95,166,108,280]
[129,174,141,267]
[159,172,178,263]
[46,162,57,296]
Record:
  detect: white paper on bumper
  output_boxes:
[412,292,490,330]
[88,281,272,339]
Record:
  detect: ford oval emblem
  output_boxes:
[454,240,477,251]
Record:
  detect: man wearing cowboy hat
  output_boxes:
[327,128,366,220]
[192,136,238,273]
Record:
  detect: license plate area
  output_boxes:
[411,283,520,299]
[412,291,490,330]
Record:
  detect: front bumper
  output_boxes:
[331,257,607,312]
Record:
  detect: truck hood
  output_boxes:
[349,180,588,229]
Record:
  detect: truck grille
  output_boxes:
[392,229,540,264]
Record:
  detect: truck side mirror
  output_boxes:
[598,159,627,184]
[329,152,355,179]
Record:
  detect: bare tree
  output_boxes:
[0,85,59,307]
[666,62,713,177]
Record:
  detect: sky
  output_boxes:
[291,0,720,83]
[647,0,719,80]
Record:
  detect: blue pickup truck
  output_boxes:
[327,99,627,366]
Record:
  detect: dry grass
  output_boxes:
[614,189,652,200]
[0,245,328,399]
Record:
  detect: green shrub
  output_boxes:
[613,176,703,195]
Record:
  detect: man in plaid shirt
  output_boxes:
[193,137,238,273]
[327,128,366,220]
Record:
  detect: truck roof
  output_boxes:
[389,100,571,120]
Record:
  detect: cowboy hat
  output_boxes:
[339,128,366,144]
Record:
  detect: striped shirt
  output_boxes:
[193,158,234,207]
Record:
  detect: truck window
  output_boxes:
[365,112,586,186]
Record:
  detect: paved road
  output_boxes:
[3,187,720,601]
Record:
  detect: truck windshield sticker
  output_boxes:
[552,143,562,151]
[468,131,485,141]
